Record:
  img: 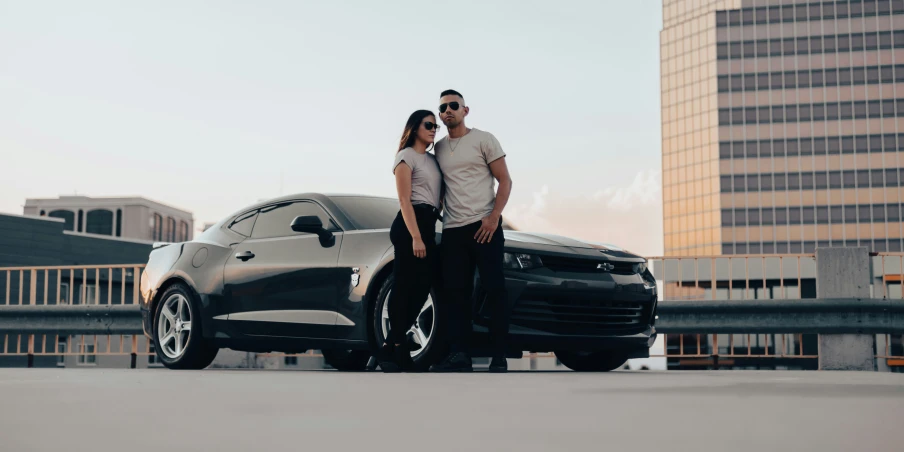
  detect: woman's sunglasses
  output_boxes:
[424,122,441,131]
[438,102,460,113]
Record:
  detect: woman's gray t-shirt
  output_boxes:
[392,147,443,209]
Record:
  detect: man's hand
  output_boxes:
[474,213,500,244]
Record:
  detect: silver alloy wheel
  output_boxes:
[157,294,192,359]
[381,290,435,358]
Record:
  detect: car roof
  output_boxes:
[221,193,396,231]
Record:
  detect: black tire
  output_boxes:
[372,272,447,371]
[321,349,370,371]
[555,351,628,372]
[152,283,219,370]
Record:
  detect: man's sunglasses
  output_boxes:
[439,102,461,113]
[424,122,441,131]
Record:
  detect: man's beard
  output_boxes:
[442,118,460,128]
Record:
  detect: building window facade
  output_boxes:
[167,217,176,242]
[77,342,96,366]
[80,284,96,305]
[86,209,113,235]
[59,282,70,305]
[48,210,75,231]
[57,337,67,367]
[152,213,163,241]
[663,0,904,256]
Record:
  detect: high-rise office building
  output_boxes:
[662,0,904,257]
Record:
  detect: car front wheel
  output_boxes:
[373,273,446,371]
[555,351,628,372]
[153,283,218,370]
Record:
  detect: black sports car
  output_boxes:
[139,193,658,372]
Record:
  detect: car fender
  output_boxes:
[140,243,184,312]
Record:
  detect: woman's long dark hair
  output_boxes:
[398,109,435,152]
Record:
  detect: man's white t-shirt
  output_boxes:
[433,128,506,229]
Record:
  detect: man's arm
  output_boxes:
[475,157,513,243]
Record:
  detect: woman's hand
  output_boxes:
[412,237,427,259]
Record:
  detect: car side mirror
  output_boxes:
[291,216,324,234]
[290,215,336,248]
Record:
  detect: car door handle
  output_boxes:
[235,251,255,262]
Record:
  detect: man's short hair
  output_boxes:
[440,89,464,101]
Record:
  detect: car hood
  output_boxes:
[503,231,643,260]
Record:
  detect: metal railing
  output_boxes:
[0,265,153,367]
[646,254,817,367]
[2,255,903,370]
[1,264,145,306]
[646,253,904,369]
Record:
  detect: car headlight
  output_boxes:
[503,253,543,270]
[633,262,648,274]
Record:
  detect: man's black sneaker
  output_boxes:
[377,344,400,373]
[394,344,416,372]
[489,356,508,373]
[429,352,473,373]
[380,360,401,373]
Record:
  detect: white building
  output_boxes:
[23,195,195,243]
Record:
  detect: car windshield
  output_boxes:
[331,196,400,230]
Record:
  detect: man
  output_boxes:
[430,89,513,373]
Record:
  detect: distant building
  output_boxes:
[658,0,904,370]
[661,0,904,257]
[0,211,153,268]
[23,195,194,243]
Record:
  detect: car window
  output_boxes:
[250,201,339,239]
[331,196,399,230]
[228,211,258,237]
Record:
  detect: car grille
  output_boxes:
[540,255,635,275]
[511,296,652,336]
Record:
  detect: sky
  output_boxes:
[0,0,665,256]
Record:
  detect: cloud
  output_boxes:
[592,170,661,210]
[505,170,663,256]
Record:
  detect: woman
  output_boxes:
[378,110,443,372]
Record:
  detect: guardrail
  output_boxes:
[0,305,143,335]
[0,265,153,368]
[1,296,901,369]
[656,298,904,335]
[1,249,903,370]
[4,299,902,336]
[648,249,904,370]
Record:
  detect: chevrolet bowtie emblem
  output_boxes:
[351,267,360,287]
[597,263,614,272]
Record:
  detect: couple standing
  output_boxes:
[378,89,514,373]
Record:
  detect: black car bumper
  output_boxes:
[472,267,658,357]
[141,306,152,339]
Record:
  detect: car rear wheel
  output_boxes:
[555,351,628,372]
[373,273,446,371]
[153,283,218,370]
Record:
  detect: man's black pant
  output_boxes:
[441,218,508,356]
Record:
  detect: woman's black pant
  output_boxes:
[387,205,439,346]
